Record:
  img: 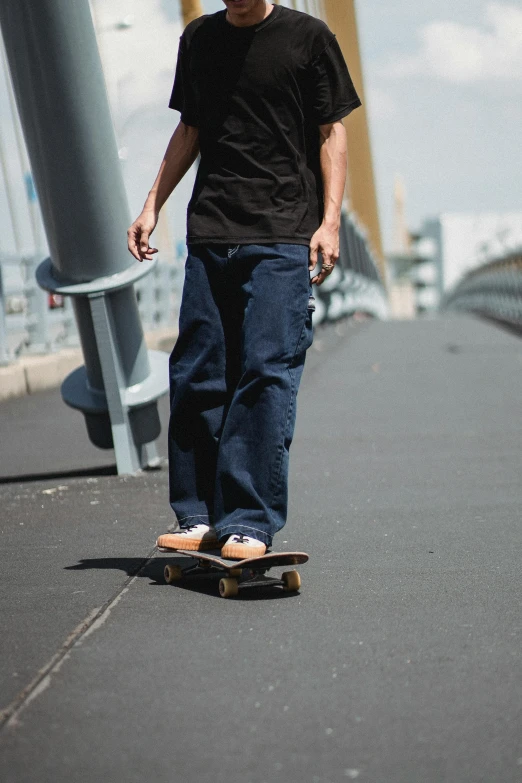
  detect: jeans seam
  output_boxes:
[217,523,268,534]
[177,514,212,524]
[267,303,309,514]
[271,366,296,501]
[216,523,272,545]
[292,313,309,362]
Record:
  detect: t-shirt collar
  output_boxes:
[221,3,282,33]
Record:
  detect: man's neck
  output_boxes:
[226,1,274,29]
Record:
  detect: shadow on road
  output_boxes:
[0,464,117,485]
[66,556,298,600]
[65,556,151,576]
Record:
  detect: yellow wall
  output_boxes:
[322,0,385,279]
[180,0,204,26]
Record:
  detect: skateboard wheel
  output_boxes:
[164,564,183,584]
[282,570,301,592]
[219,577,239,598]
[229,568,242,578]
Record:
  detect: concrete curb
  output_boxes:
[0,327,177,403]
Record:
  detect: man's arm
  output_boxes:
[127,121,200,261]
[309,120,347,285]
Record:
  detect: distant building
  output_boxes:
[418,212,522,308]
[388,211,522,317]
[386,175,416,320]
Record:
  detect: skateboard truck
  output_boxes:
[160,550,308,598]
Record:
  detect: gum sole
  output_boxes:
[221,544,266,560]
[156,534,223,552]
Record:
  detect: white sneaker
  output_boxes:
[221,534,266,560]
[157,523,221,552]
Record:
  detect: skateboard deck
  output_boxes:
[158,547,309,598]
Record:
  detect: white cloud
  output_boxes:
[386,2,522,84]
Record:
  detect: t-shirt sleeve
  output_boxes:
[168,34,199,127]
[308,36,361,125]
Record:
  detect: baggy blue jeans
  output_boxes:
[168,243,314,547]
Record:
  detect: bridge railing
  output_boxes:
[0,209,387,366]
[0,249,185,366]
[313,208,388,325]
[443,253,522,330]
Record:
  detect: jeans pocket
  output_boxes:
[292,297,315,363]
[303,307,314,352]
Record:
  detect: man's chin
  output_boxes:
[224,0,255,11]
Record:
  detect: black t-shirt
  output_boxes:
[169,4,361,246]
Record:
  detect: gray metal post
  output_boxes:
[0,0,168,473]
[24,255,53,354]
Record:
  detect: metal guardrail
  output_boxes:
[0,249,185,365]
[313,210,388,325]
[0,211,387,366]
[443,253,522,330]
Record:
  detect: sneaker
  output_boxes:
[221,534,266,560]
[157,523,221,552]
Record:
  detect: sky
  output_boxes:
[358,0,522,248]
[0,0,521,256]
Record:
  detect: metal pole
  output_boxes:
[0,0,168,474]
[322,0,386,283]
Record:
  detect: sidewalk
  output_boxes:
[0,327,177,402]
[1,316,521,783]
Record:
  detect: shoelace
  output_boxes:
[179,524,207,535]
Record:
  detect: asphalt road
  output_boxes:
[1,315,521,782]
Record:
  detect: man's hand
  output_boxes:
[309,222,340,285]
[127,210,159,262]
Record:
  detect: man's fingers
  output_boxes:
[321,244,338,266]
[309,226,340,283]
[139,230,159,261]
[128,243,140,262]
[128,215,158,262]
[139,230,150,253]
[127,227,142,261]
[311,261,336,287]
[128,227,156,262]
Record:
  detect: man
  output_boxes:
[127,0,360,559]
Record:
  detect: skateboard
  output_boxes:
[157,547,309,598]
